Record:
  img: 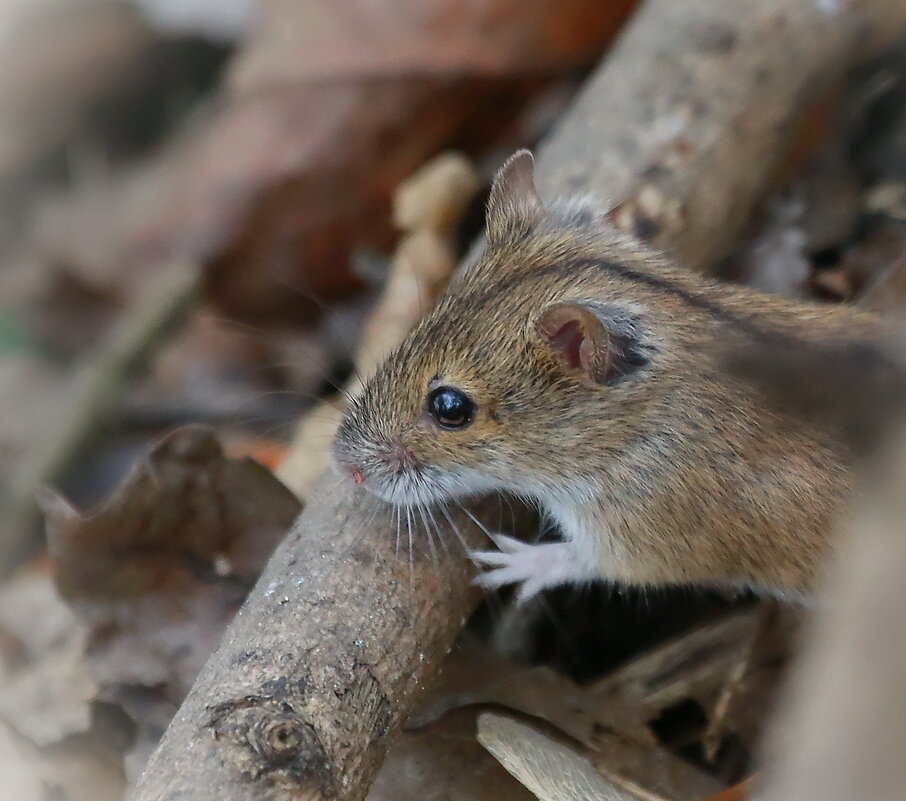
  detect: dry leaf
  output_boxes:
[38,424,301,775]
[231,0,638,88]
[0,567,93,747]
[368,708,534,801]
[411,659,655,751]
[119,1,637,325]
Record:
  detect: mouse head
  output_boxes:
[332,151,660,508]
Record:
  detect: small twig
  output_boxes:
[477,713,638,801]
[702,604,777,763]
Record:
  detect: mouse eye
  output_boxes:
[427,386,475,429]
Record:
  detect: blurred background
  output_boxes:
[1,1,906,800]
[0,0,639,546]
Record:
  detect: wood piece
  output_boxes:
[134,472,491,801]
[130,0,906,799]
[588,609,762,709]
[477,713,637,801]
[702,606,776,763]
[590,730,725,801]
[536,0,906,272]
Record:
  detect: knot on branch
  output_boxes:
[206,689,334,796]
[252,714,309,764]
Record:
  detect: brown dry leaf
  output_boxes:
[231,0,638,88]
[410,647,655,751]
[37,424,301,774]
[119,1,636,325]
[164,82,512,324]
[368,708,534,801]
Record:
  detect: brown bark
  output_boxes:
[131,0,906,800]
[537,0,906,272]
[133,473,490,801]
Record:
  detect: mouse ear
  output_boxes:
[486,150,544,247]
[537,301,650,386]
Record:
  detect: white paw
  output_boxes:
[469,534,579,603]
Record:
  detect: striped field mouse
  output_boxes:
[332,150,883,602]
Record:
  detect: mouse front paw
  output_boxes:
[469,534,580,603]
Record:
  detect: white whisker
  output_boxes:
[438,502,472,558]
[457,502,496,543]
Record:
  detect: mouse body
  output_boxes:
[332,151,880,601]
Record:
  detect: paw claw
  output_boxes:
[467,548,511,567]
[487,533,525,554]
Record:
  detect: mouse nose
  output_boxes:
[380,440,418,471]
[331,444,367,486]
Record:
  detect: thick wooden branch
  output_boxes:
[134,473,489,800]
[538,0,906,271]
[131,1,906,800]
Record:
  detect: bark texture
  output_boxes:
[135,473,490,801]
[537,0,906,271]
[131,0,906,799]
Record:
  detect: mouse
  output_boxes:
[331,150,883,602]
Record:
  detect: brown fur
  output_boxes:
[333,151,882,598]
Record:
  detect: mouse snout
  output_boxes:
[378,438,419,472]
[331,434,417,489]
[330,437,366,485]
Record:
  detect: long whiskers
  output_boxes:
[405,504,414,585]
[415,502,439,567]
[456,501,498,544]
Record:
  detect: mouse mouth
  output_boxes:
[363,461,498,513]
[363,464,444,507]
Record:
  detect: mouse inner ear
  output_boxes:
[486,150,545,248]
[537,302,649,386]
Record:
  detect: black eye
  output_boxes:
[427,386,475,429]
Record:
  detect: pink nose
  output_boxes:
[351,470,366,485]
